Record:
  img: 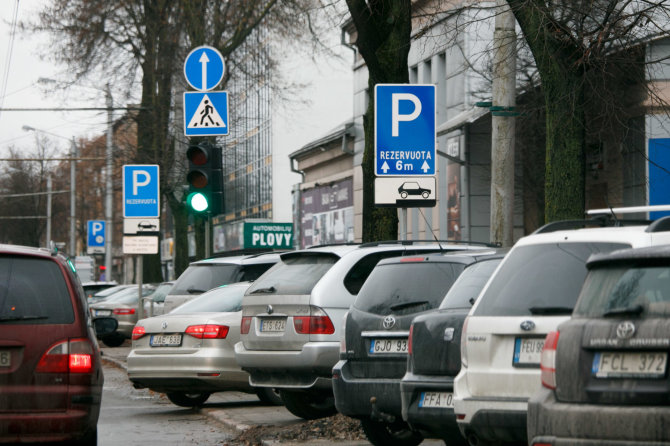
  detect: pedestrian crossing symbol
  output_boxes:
[183,91,229,136]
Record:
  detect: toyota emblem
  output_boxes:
[520,320,535,331]
[267,304,274,315]
[161,321,168,330]
[616,321,636,339]
[383,316,396,329]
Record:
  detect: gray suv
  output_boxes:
[163,252,280,313]
[234,242,482,420]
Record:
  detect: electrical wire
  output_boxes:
[0,0,21,122]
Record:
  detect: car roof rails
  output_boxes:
[533,205,670,235]
[358,239,498,248]
[305,242,360,249]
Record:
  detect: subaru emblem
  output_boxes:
[267,304,273,315]
[383,316,396,329]
[520,320,535,331]
[161,321,168,330]
[616,321,636,339]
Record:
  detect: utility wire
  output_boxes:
[0,0,20,122]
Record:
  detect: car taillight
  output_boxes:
[113,308,135,315]
[240,316,252,335]
[408,324,414,355]
[36,339,93,374]
[185,324,229,339]
[541,331,560,389]
[294,306,335,335]
[461,317,469,367]
[132,325,146,340]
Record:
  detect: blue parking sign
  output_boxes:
[123,165,160,218]
[87,220,105,249]
[375,84,436,176]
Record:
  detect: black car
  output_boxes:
[528,245,670,445]
[400,252,506,445]
[398,181,431,199]
[332,251,495,446]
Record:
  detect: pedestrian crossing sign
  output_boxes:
[183,91,229,136]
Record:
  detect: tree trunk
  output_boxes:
[167,192,190,277]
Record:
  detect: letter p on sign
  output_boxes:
[392,93,422,137]
[133,170,151,195]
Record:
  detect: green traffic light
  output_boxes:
[187,192,209,212]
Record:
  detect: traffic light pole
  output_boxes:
[205,213,211,258]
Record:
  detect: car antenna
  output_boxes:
[418,208,445,251]
[605,196,619,225]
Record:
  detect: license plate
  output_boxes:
[260,318,286,332]
[95,310,112,317]
[0,350,10,367]
[513,337,545,366]
[419,392,453,408]
[369,338,409,354]
[150,334,182,347]
[592,351,668,378]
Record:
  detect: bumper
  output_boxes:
[0,409,96,443]
[400,372,460,439]
[332,359,402,419]
[127,348,250,393]
[528,386,670,445]
[117,320,135,338]
[234,341,339,389]
[455,395,528,443]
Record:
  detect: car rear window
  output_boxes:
[169,264,242,295]
[574,264,670,317]
[0,256,74,324]
[439,258,502,309]
[473,243,629,317]
[246,253,339,295]
[172,284,249,314]
[354,262,464,315]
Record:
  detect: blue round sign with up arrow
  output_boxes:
[184,46,225,91]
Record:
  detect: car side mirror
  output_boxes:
[93,317,119,337]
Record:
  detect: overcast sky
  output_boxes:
[0,0,353,159]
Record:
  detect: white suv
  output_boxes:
[453,215,670,446]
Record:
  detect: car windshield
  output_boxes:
[246,253,339,295]
[473,243,629,316]
[574,264,670,317]
[169,264,241,295]
[0,256,74,324]
[354,262,464,315]
[171,283,250,314]
[104,286,155,304]
[439,258,502,309]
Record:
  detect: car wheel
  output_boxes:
[101,333,125,348]
[400,191,408,199]
[166,392,211,408]
[421,191,430,198]
[279,389,337,420]
[360,418,423,446]
[255,387,283,406]
[70,427,97,446]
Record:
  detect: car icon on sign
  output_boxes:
[398,181,431,199]
[137,221,157,230]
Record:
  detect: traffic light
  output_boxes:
[186,141,223,215]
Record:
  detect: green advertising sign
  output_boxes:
[244,222,293,249]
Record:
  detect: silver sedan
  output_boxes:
[127,282,282,408]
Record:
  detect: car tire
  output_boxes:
[166,392,211,408]
[421,191,430,198]
[400,191,408,199]
[101,333,125,348]
[255,387,283,405]
[360,418,423,446]
[279,389,337,420]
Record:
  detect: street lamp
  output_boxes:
[22,125,77,255]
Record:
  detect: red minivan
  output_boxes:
[0,244,114,445]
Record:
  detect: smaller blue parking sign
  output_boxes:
[87,220,105,253]
[123,165,160,218]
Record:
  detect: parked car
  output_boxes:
[332,251,500,445]
[82,281,118,298]
[400,251,506,445]
[90,284,157,347]
[453,216,670,446]
[142,281,174,317]
[528,244,670,445]
[398,181,431,199]
[162,252,280,313]
[0,244,117,444]
[235,241,487,421]
[88,284,136,304]
[127,282,281,407]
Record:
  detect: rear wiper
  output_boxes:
[0,315,48,322]
[390,301,430,312]
[250,286,276,295]
[186,287,206,294]
[528,306,573,315]
[603,304,644,318]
